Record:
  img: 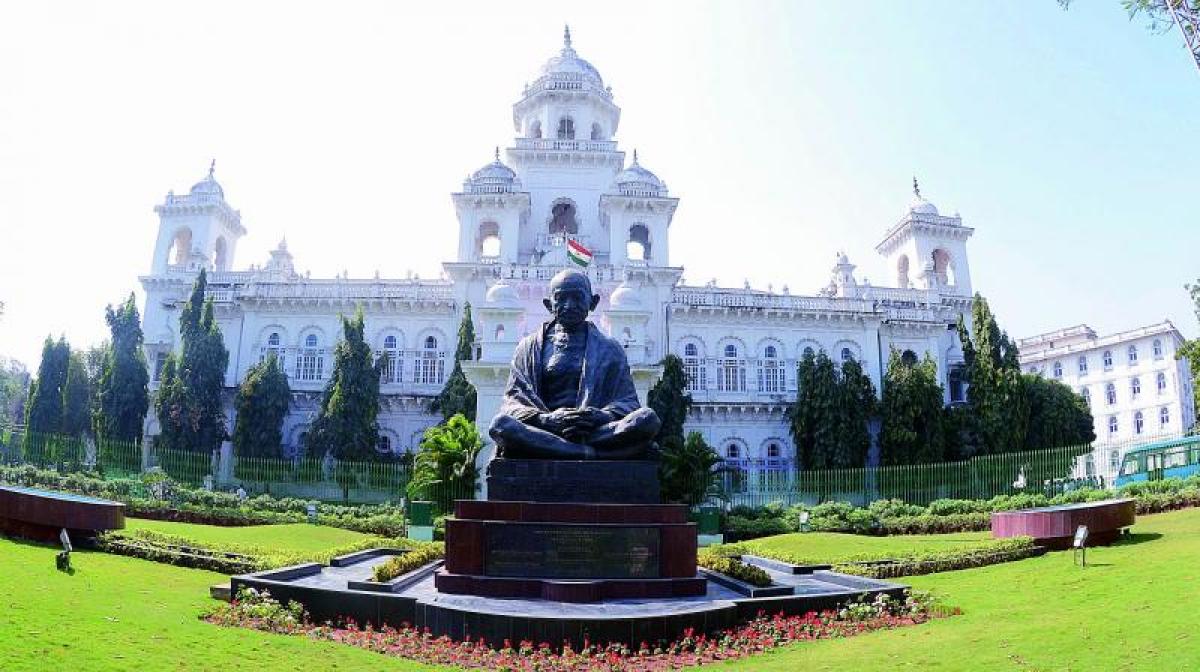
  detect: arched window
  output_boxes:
[1052,361,1063,379]
[1105,383,1117,406]
[931,248,954,285]
[529,119,542,139]
[681,342,706,392]
[767,443,782,459]
[1127,345,1138,364]
[478,221,501,259]
[1131,377,1141,397]
[495,324,505,341]
[153,351,168,382]
[949,365,966,403]
[1108,416,1118,435]
[760,345,783,393]
[1134,411,1145,435]
[548,201,578,236]
[718,344,746,392]
[1078,356,1088,376]
[627,224,651,261]
[377,435,392,454]
[556,117,575,140]
[1081,387,1091,407]
[725,443,740,459]
[380,335,400,383]
[1102,350,1113,369]
[896,254,910,288]
[1153,339,1163,359]
[263,331,285,368]
[168,228,192,266]
[590,122,603,140]
[214,237,228,270]
[841,347,855,364]
[1160,406,1170,426]
[297,334,324,381]
[416,336,444,385]
[1157,372,1167,394]
[268,332,281,347]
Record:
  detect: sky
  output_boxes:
[1,1,1197,368]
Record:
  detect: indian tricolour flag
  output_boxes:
[566,239,593,267]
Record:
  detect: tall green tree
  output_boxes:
[955,293,1028,457]
[26,336,70,434]
[432,303,478,422]
[95,295,150,442]
[789,350,841,469]
[880,349,947,465]
[1023,374,1095,450]
[0,357,30,427]
[306,308,383,461]
[232,354,292,458]
[155,270,229,453]
[834,358,877,468]
[61,352,92,437]
[648,354,693,452]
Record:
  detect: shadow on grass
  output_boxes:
[1113,532,1163,547]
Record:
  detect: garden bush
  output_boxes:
[696,548,772,587]
[370,544,446,582]
[834,537,1042,579]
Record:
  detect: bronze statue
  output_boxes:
[489,270,661,460]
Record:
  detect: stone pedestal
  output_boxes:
[437,459,705,603]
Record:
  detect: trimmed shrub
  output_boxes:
[697,547,773,587]
[370,544,446,582]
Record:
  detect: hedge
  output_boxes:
[370,544,446,582]
[833,537,1043,579]
[696,548,772,587]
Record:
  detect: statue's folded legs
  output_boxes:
[490,407,660,460]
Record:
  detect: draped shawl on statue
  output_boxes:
[497,321,641,423]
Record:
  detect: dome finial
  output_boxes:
[912,175,921,199]
[632,148,639,165]
[208,158,216,179]
[494,146,500,162]
[564,24,572,49]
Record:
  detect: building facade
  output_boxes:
[1018,322,1196,482]
[139,29,978,472]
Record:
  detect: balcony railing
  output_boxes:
[514,138,617,152]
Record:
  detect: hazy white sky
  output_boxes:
[2,1,1198,368]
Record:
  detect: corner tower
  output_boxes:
[874,179,973,295]
[149,161,245,274]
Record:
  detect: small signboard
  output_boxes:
[1073,525,1089,549]
[306,504,318,524]
[59,528,72,553]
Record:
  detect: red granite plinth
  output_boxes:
[0,486,124,542]
[991,498,1136,550]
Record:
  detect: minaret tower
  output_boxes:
[149,161,245,274]
[874,178,973,295]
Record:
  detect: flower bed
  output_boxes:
[204,587,950,670]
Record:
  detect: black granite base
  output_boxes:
[487,459,660,504]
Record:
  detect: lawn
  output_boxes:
[725,529,994,564]
[2,511,1198,670]
[123,519,374,555]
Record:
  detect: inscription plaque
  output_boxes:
[484,524,660,579]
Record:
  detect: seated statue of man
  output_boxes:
[488,269,661,460]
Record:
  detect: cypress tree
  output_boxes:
[1023,374,1095,450]
[154,269,229,452]
[232,354,292,458]
[789,349,841,469]
[432,303,478,422]
[648,354,692,451]
[61,352,92,437]
[955,293,1028,456]
[834,358,877,468]
[26,336,70,434]
[880,349,947,465]
[95,294,150,442]
[306,308,383,461]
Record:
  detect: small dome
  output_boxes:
[485,282,520,306]
[540,26,604,89]
[467,148,517,192]
[909,196,938,215]
[614,150,666,197]
[609,282,641,308]
[190,160,224,199]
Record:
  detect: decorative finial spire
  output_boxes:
[564,24,572,49]
[494,146,500,162]
[632,148,639,165]
[208,159,216,179]
[912,175,921,199]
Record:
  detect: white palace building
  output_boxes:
[139,28,979,473]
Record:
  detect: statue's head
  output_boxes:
[544,269,600,329]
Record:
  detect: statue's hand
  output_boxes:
[537,408,574,436]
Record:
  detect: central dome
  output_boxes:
[539,26,604,88]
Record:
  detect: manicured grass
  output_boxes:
[717,507,1200,671]
[3,510,1198,670]
[0,539,436,671]
[123,519,373,555]
[726,529,993,564]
